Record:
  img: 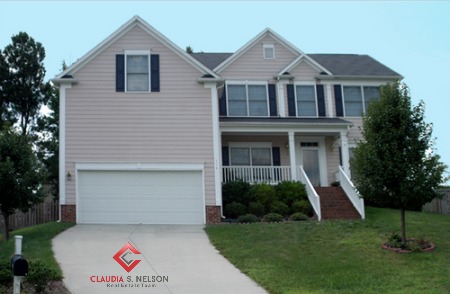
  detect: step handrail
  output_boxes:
[338,166,365,219]
[298,165,321,221]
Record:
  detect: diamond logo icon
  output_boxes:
[113,242,142,273]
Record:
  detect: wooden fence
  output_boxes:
[422,188,450,215]
[1,200,59,232]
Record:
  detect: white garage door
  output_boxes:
[77,170,204,224]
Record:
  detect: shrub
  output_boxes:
[276,181,308,209]
[249,183,276,211]
[237,214,259,223]
[270,201,290,216]
[0,261,11,287]
[224,201,246,219]
[292,200,314,217]
[262,213,284,223]
[289,213,309,221]
[248,201,265,217]
[222,180,252,207]
[26,260,59,293]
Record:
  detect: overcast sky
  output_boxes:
[1,1,449,182]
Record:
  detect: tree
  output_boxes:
[0,126,45,240]
[186,45,193,54]
[35,61,66,199]
[351,81,447,245]
[1,32,50,135]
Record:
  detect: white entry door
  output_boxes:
[300,142,321,186]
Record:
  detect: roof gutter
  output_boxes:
[315,75,404,81]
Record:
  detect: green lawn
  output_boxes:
[0,222,75,278]
[205,207,450,294]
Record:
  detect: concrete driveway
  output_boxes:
[52,225,267,294]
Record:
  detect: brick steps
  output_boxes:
[315,187,361,220]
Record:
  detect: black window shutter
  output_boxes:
[316,84,326,117]
[150,54,160,92]
[268,84,277,117]
[272,147,281,166]
[287,84,296,117]
[334,84,344,117]
[219,85,227,116]
[222,147,229,166]
[116,54,125,92]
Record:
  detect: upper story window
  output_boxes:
[125,50,151,92]
[263,44,275,59]
[295,84,317,117]
[227,82,269,117]
[343,86,380,116]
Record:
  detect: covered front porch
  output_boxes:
[219,117,364,220]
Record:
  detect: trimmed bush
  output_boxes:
[249,183,276,212]
[222,180,252,207]
[276,181,308,209]
[292,200,314,217]
[270,201,290,217]
[289,212,309,221]
[26,260,59,293]
[224,201,246,219]
[262,213,284,223]
[0,261,11,287]
[237,214,259,223]
[248,201,265,217]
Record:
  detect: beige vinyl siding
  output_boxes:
[65,25,215,205]
[221,35,298,81]
[325,136,341,184]
[290,60,320,81]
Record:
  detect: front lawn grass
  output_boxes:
[205,207,450,294]
[0,222,75,278]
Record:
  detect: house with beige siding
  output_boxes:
[52,16,402,224]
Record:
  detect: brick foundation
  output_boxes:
[206,206,222,224]
[61,205,76,222]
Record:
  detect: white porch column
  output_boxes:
[204,82,222,207]
[340,131,351,176]
[288,131,297,180]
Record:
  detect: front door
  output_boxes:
[301,143,321,186]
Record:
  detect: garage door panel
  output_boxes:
[77,170,203,224]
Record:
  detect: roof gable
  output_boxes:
[213,28,305,73]
[54,16,219,80]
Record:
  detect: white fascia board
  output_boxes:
[317,75,402,81]
[76,162,205,171]
[54,15,220,80]
[220,123,351,134]
[214,28,303,73]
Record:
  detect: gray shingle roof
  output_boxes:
[190,53,232,70]
[191,52,402,78]
[308,54,402,77]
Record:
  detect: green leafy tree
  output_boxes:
[351,81,447,244]
[1,32,50,135]
[35,61,66,199]
[0,127,45,240]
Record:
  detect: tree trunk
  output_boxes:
[2,213,10,241]
[401,207,406,245]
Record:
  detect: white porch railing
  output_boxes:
[338,166,365,219]
[298,166,322,221]
[222,166,291,184]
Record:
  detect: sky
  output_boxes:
[1,1,449,181]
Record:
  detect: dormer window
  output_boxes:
[263,44,275,59]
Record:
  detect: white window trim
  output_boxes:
[294,82,318,117]
[228,142,273,166]
[226,81,270,117]
[341,84,381,117]
[263,43,275,59]
[124,50,151,93]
